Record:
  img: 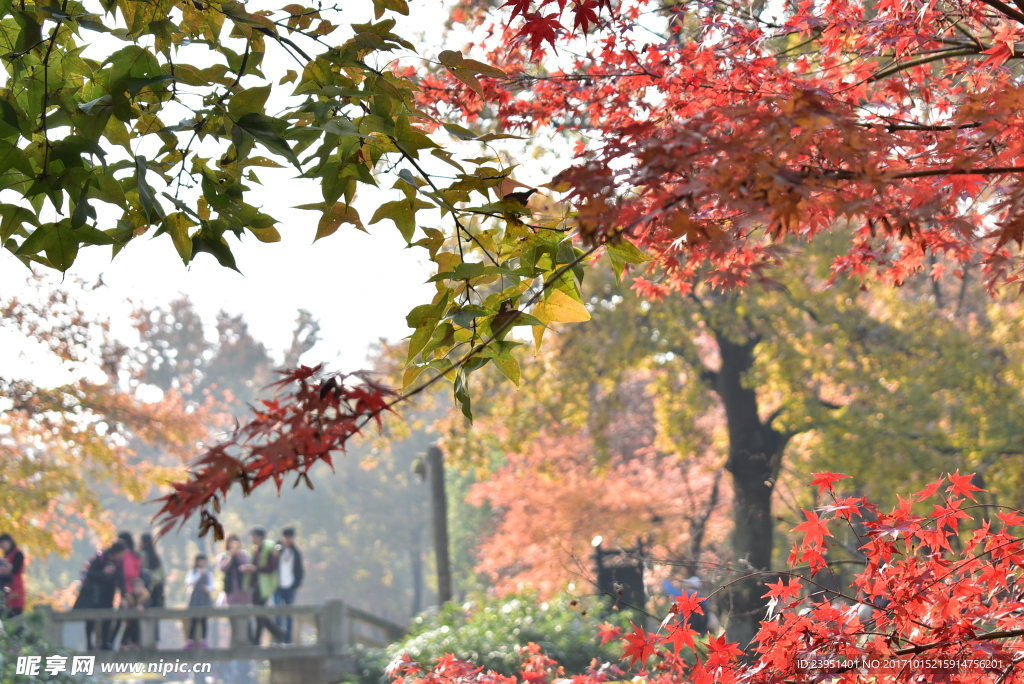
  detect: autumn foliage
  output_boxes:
[154,365,394,540]
[390,473,1024,684]
[468,429,728,598]
[1,283,209,557]
[433,0,1024,291]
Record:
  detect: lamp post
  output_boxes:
[426,444,453,605]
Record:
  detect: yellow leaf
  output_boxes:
[533,289,591,324]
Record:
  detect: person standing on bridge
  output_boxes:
[242,526,286,645]
[117,532,142,592]
[218,534,252,606]
[116,532,143,650]
[185,554,215,649]
[119,577,150,649]
[74,540,126,650]
[274,527,304,644]
[139,533,164,643]
[0,534,26,618]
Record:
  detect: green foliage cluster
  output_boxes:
[350,593,626,684]
[0,611,107,683]
[0,0,632,420]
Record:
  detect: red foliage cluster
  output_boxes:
[154,365,394,539]
[396,473,1024,684]
[424,0,1024,291]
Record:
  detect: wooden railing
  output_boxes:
[29,600,406,664]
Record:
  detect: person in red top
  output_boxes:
[117,532,143,591]
[0,533,26,617]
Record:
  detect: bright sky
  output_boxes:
[0,0,476,384]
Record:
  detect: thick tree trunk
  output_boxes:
[712,334,788,651]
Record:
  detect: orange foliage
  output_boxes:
[469,430,729,597]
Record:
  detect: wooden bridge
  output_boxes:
[31,601,406,684]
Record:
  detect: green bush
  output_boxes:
[0,610,106,684]
[348,593,630,684]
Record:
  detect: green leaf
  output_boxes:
[71,180,95,230]
[0,141,33,176]
[233,113,301,168]
[127,74,177,96]
[482,345,521,385]
[454,367,472,421]
[295,202,363,241]
[369,199,434,243]
[447,304,492,328]
[443,123,477,141]
[162,212,196,261]
[406,296,449,362]
[78,95,113,117]
[191,233,240,272]
[228,85,272,119]
[15,221,77,271]
[0,204,38,242]
[606,238,652,263]
[0,98,23,139]
[321,118,362,136]
[135,156,164,224]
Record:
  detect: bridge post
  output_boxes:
[229,615,250,649]
[271,600,350,684]
[36,605,63,647]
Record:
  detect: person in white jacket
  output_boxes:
[185,554,215,648]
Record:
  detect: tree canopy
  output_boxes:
[12,0,1024,423]
[0,280,207,557]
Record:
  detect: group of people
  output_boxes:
[72,531,165,650]
[72,526,303,651]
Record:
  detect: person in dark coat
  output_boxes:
[242,526,285,644]
[139,533,164,642]
[273,527,304,643]
[73,541,126,650]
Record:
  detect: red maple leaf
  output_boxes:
[571,0,600,33]
[793,509,833,547]
[671,590,705,618]
[663,622,698,654]
[809,471,850,494]
[516,12,562,51]
[502,0,532,20]
[704,634,743,668]
[914,477,945,502]
[946,469,984,501]
[597,622,621,646]
[621,622,658,668]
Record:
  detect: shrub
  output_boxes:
[349,593,629,684]
[0,609,104,684]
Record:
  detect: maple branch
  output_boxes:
[976,0,1024,25]
[892,165,1024,179]
[873,121,981,132]
[892,628,1024,656]
[820,166,1024,181]
[39,0,70,177]
[869,48,980,81]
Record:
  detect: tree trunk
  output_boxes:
[712,334,788,651]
